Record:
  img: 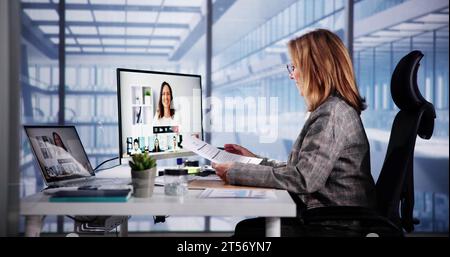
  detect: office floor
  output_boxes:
[21,215,449,237]
[34,231,448,237]
[37,231,234,237]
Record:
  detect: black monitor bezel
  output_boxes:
[116,68,204,164]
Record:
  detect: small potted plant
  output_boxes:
[129,153,157,198]
[144,90,151,105]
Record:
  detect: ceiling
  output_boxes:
[21,0,298,62]
[21,0,207,58]
[354,3,449,53]
[21,0,449,64]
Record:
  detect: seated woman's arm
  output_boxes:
[226,110,344,194]
[224,144,286,168]
[255,155,287,168]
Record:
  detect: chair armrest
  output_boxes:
[303,206,377,220]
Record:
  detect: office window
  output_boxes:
[289,3,297,34]
[314,0,325,21]
[20,0,62,234]
[283,8,290,37]
[374,44,391,110]
[20,0,60,193]
[325,0,334,15]
[305,0,314,25]
[354,0,406,21]
[211,0,346,163]
[20,0,213,235]
[435,27,449,110]
[414,32,434,103]
[297,0,305,28]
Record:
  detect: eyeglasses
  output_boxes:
[286,64,295,79]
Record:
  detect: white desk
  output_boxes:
[20,165,296,237]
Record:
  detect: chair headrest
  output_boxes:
[418,102,436,140]
[391,50,427,111]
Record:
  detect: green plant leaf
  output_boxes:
[128,153,156,171]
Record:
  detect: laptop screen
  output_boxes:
[24,126,95,184]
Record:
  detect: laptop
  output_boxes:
[24,125,130,188]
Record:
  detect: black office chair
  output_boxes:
[300,50,436,237]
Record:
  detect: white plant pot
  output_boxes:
[144,95,151,105]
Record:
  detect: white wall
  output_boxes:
[0,0,20,236]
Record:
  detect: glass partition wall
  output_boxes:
[20,0,212,234]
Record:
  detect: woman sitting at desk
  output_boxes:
[153,81,181,127]
[213,29,377,236]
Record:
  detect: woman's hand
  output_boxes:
[224,144,256,157]
[212,162,234,183]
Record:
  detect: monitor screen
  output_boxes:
[24,126,94,184]
[117,69,203,160]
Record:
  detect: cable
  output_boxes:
[93,156,119,172]
[67,215,97,223]
[94,164,121,172]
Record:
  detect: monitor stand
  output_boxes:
[121,149,196,164]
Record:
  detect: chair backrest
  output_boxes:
[375,50,436,233]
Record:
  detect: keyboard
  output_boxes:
[63,178,130,187]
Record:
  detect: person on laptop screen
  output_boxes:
[53,132,68,153]
[153,81,181,127]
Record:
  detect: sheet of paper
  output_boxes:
[198,188,277,199]
[192,175,222,181]
[183,136,262,164]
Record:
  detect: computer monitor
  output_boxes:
[117,69,203,162]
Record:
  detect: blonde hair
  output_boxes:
[288,29,365,114]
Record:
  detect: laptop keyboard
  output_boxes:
[64,178,130,187]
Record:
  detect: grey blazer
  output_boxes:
[227,95,377,210]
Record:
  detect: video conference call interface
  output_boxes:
[25,127,93,182]
[118,70,202,157]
